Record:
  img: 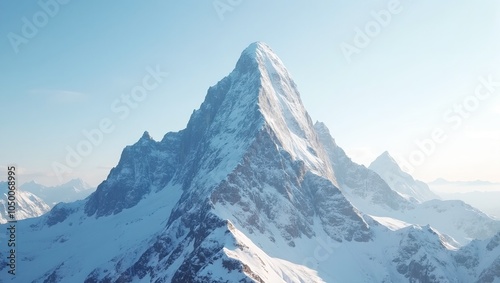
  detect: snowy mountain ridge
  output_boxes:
[1,42,499,282]
[369,151,440,203]
[0,181,50,224]
[360,150,500,244]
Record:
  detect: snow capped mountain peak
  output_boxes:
[242,42,333,179]
[237,41,295,90]
[84,41,333,218]
[369,151,439,203]
[179,42,334,187]
[379,150,393,159]
[241,41,272,56]
[236,41,289,77]
[371,151,400,171]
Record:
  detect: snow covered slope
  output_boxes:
[314,122,411,212]
[436,191,500,219]
[315,122,500,245]
[1,42,499,282]
[369,151,440,203]
[429,179,500,219]
[0,181,50,223]
[394,199,500,245]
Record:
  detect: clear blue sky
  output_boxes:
[1,0,499,186]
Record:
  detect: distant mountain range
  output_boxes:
[0,179,95,224]
[427,179,500,219]
[430,178,499,187]
[21,178,95,207]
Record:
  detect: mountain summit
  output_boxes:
[3,42,500,283]
[80,41,369,281]
[369,151,439,203]
[236,42,291,76]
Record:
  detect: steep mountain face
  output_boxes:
[85,131,181,217]
[369,151,440,203]
[83,42,371,282]
[0,181,50,223]
[22,179,95,207]
[314,122,412,212]
[1,42,499,282]
[454,232,500,282]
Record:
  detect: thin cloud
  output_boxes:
[29,89,87,103]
